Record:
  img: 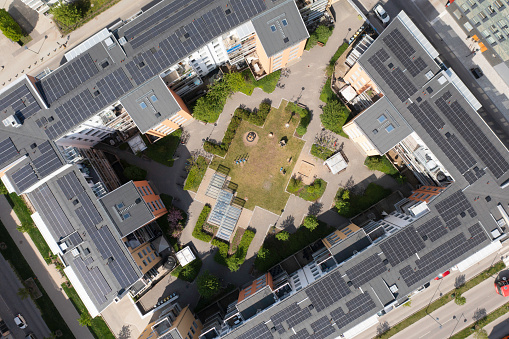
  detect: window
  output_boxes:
[147,246,152,253]
[151,254,155,260]
[498,19,508,28]
[503,26,509,34]
[142,249,147,256]
[487,5,495,14]
[282,19,288,26]
[142,187,148,195]
[193,321,198,329]
[385,124,395,133]
[146,186,153,194]
[188,332,193,339]
[116,203,124,209]
[464,22,474,31]
[487,35,497,44]
[490,24,498,33]
[495,0,504,9]
[159,199,164,208]
[270,25,276,32]
[467,0,475,5]
[378,114,387,123]
[471,15,480,25]
[139,102,147,109]
[461,4,469,11]
[481,29,490,37]
[147,256,152,263]
[150,95,158,102]
[479,11,487,20]
[454,9,462,19]
[142,260,147,266]
[155,200,161,209]
[190,327,195,334]
[123,213,131,220]
[138,252,143,258]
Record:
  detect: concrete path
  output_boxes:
[0,196,93,339]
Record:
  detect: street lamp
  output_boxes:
[24,35,48,55]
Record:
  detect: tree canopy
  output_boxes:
[0,9,23,42]
[320,100,350,135]
[196,270,220,299]
[49,2,83,29]
[302,215,318,231]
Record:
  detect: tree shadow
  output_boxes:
[376,321,390,336]
[308,202,323,216]
[454,274,466,289]
[473,308,487,322]
[117,325,132,339]
[8,0,39,35]
[279,215,295,232]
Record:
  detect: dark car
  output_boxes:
[471,67,483,79]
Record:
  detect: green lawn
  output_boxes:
[288,178,327,201]
[143,129,182,167]
[61,284,114,339]
[0,220,74,338]
[365,155,399,175]
[211,101,305,213]
[184,156,209,192]
[239,69,281,95]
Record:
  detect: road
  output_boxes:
[0,254,50,339]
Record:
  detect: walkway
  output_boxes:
[0,196,93,339]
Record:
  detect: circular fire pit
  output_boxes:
[246,131,257,142]
[243,131,259,146]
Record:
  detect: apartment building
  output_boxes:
[138,304,203,339]
[191,11,509,339]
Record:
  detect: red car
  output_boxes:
[434,270,451,280]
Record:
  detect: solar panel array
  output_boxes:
[345,254,387,288]
[407,102,476,176]
[416,216,447,242]
[464,166,486,185]
[38,53,99,104]
[89,226,140,288]
[57,171,84,200]
[382,29,427,77]
[0,138,18,166]
[29,184,75,238]
[306,270,351,312]
[73,257,112,304]
[271,302,312,333]
[309,316,336,339]
[32,141,62,178]
[75,192,103,232]
[0,84,42,121]
[435,92,509,179]
[379,226,425,266]
[11,164,38,192]
[367,49,417,101]
[435,190,476,231]
[233,322,271,339]
[63,232,83,248]
[330,293,377,330]
[400,223,488,286]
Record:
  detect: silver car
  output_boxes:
[374,4,390,25]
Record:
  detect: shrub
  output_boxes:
[364,156,398,175]
[320,100,350,136]
[49,2,83,29]
[123,165,147,180]
[296,125,307,136]
[303,215,318,231]
[335,189,351,216]
[197,270,220,299]
[192,205,213,242]
[184,156,208,191]
[336,184,391,218]
[203,141,227,157]
[213,230,255,271]
[78,312,93,327]
[320,78,340,104]
[311,144,334,160]
[326,43,349,77]
[305,24,334,50]
[276,231,290,241]
[287,176,302,193]
[171,258,202,282]
[248,102,271,126]
[167,207,184,238]
[455,293,467,306]
[234,107,251,120]
[299,179,327,201]
[0,9,23,41]
[286,102,310,136]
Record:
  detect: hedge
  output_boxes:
[192,205,213,242]
[248,102,270,126]
[212,229,255,272]
[311,144,334,160]
[184,156,208,192]
[286,102,310,136]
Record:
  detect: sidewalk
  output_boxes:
[0,195,93,339]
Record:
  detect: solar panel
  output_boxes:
[63,231,83,248]
[435,190,476,230]
[29,184,75,238]
[400,223,488,287]
[89,226,140,288]
[0,84,42,121]
[270,303,312,333]
[330,293,377,330]
[11,164,38,192]
[32,141,62,178]
[379,226,425,266]
[417,216,447,242]
[57,171,84,199]
[73,257,112,304]
[306,270,351,312]
[310,316,336,339]
[435,92,509,179]
[345,254,386,288]
[74,192,103,232]
[382,29,427,77]
[290,328,310,339]
[236,322,271,339]
[0,137,18,165]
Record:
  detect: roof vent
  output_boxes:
[48,116,54,122]
[425,70,434,79]
[155,112,161,118]
[271,327,276,333]
[135,198,142,204]
[225,8,231,15]
[308,304,314,310]
[422,234,428,241]
[416,97,422,103]
[2,115,21,128]
[485,196,492,202]
[93,90,100,97]
[283,37,289,43]
[445,132,451,139]
[426,86,433,94]
[383,259,389,265]
[30,143,37,149]
[100,61,109,69]
[138,61,145,68]
[388,62,394,69]
[460,211,466,218]
[372,129,378,134]
[73,199,79,205]
[347,281,353,287]
[150,47,157,54]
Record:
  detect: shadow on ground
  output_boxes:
[8,0,38,35]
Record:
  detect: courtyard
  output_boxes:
[210,101,305,214]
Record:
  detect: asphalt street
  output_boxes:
[0,254,50,339]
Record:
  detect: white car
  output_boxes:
[14,314,27,329]
[374,4,390,25]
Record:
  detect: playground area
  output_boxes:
[211,101,305,213]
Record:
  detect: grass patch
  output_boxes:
[288,178,327,201]
[240,69,281,95]
[0,220,74,338]
[335,183,391,218]
[61,284,114,339]
[192,205,213,242]
[170,258,202,282]
[143,129,182,167]
[320,77,340,104]
[285,102,310,136]
[377,261,506,339]
[305,24,334,50]
[54,0,124,34]
[211,101,305,213]
[255,222,334,272]
[311,144,334,160]
[364,156,398,175]
[184,156,209,192]
[19,34,32,46]
[326,42,349,76]
[212,229,255,272]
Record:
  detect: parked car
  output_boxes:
[25,334,36,339]
[470,67,483,79]
[374,4,390,25]
[13,314,27,329]
[0,318,10,337]
[435,270,451,280]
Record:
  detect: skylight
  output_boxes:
[386,124,395,133]
[270,25,276,32]
[378,114,387,123]
[139,102,147,109]
[150,95,158,102]
[282,19,288,26]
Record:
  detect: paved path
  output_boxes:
[0,254,51,339]
[0,196,93,339]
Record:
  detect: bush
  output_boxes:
[305,24,334,50]
[286,102,310,136]
[336,183,391,218]
[241,69,281,95]
[311,144,334,160]
[287,176,303,193]
[234,107,251,120]
[335,189,350,216]
[320,78,340,104]
[203,141,227,157]
[320,100,350,136]
[455,294,467,306]
[299,179,327,201]
[192,205,213,242]
[276,231,290,241]
[171,258,202,282]
[248,102,271,126]
[0,9,23,41]
[49,2,83,29]
[296,125,307,136]
[184,156,208,192]
[213,230,255,271]
[327,43,349,77]
[197,270,220,299]
[303,215,319,231]
[123,165,147,181]
[364,156,398,175]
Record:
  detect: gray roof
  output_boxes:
[236,286,275,320]
[120,77,182,134]
[352,96,412,154]
[220,12,509,339]
[99,181,155,237]
[327,230,372,264]
[26,167,142,313]
[251,0,309,57]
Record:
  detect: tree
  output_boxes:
[49,2,83,28]
[335,189,351,216]
[320,100,350,135]
[455,295,466,306]
[167,207,184,238]
[123,165,147,180]
[276,231,290,241]
[223,72,245,92]
[0,9,23,42]
[473,328,488,339]
[303,215,318,231]
[78,312,93,327]
[197,270,220,299]
[17,287,31,300]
